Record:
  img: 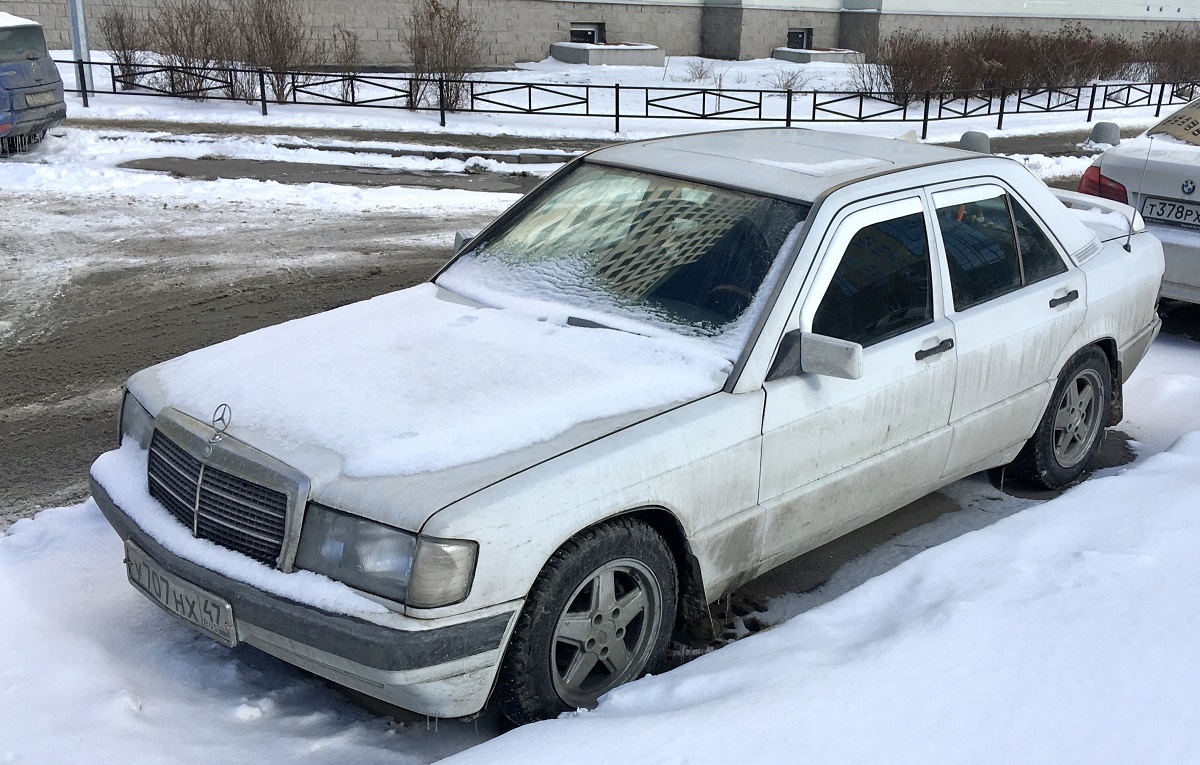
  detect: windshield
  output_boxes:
[437,163,809,358]
[0,24,48,64]
[1148,98,1200,145]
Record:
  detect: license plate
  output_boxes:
[24,90,58,107]
[124,541,238,647]
[1141,196,1200,230]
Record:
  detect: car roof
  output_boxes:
[588,127,979,203]
[0,11,40,28]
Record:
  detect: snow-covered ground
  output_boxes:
[3,335,1198,764]
[56,52,1170,144]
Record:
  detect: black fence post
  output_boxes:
[258,70,268,115]
[785,88,793,127]
[1086,84,1097,122]
[614,82,620,133]
[997,88,1007,130]
[76,59,89,108]
[921,92,931,140]
[438,77,447,127]
[1155,82,1167,117]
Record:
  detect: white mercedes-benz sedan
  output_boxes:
[1079,98,1200,303]
[90,128,1163,725]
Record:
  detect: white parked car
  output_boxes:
[1079,98,1200,303]
[90,128,1163,725]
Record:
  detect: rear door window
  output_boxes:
[934,186,1066,312]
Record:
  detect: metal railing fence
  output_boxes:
[62,59,1199,137]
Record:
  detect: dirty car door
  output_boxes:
[757,196,957,570]
[931,184,1088,477]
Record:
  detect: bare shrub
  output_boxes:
[763,66,809,91]
[857,24,1141,103]
[405,0,481,110]
[97,4,149,89]
[943,27,1038,92]
[682,58,715,83]
[852,29,945,103]
[1034,23,1137,87]
[1090,32,1139,82]
[1142,26,1200,83]
[332,25,363,102]
[235,0,326,102]
[148,0,231,98]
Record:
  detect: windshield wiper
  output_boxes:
[566,316,615,330]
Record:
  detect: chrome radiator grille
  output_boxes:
[147,429,288,566]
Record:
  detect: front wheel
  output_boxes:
[1012,346,1111,489]
[496,518,677,725]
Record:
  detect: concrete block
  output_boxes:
[549,42,665,66]
[772,47,865,65]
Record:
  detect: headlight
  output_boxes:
[119,389,155,449]
[296,503,417,603]
[295,503,479,608]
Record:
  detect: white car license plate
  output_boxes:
[125,541,238,647]
[1141,196,1200,230]
[24,90,57,107]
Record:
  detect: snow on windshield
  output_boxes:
[437,163,809,361]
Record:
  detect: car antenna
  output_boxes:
[1125,135,1155,253]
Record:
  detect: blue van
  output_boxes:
[0,12,66,155]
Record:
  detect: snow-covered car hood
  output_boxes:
[126,283,731,530]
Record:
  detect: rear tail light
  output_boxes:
[1078,165,1129,204]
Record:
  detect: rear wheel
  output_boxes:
[1012,346,1111,489]
[496,518,677,725]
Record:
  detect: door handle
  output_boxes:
[1049,289,1080,308]
[915,337,954,360]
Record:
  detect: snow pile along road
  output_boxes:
[3,336,1200,763]
[3,129,524,214]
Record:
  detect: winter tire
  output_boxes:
[496,517,678,725]
[1013,346,1111,489]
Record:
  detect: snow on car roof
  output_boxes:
[589,127,978,203]
[0,11,40,28]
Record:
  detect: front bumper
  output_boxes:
[89,473,516,718]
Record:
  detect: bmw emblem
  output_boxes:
[1184,180,1196,196]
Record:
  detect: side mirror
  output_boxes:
[766,329,863,381]
[454,230,477,253]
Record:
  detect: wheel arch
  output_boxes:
[620,506,714,643]
[1050,337,1121,427]
[534,505,713,645]
[1089,337,1122,426]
